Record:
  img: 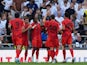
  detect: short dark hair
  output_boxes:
[23,16,29,20]
[50,15,55,19]
[46,4,51,8]
[65,12,70,19]
[15,12,20,18]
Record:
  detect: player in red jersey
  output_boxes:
[43,12,60,63]
[61,12,74,63]
[22,16,32,62]
[8,12,25,63]
[31,14,42,62]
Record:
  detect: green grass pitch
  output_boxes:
[0,62,87,65]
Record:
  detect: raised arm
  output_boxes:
[22,24,32,33]
[43,11,50,23]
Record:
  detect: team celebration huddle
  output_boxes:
[8,11,74,63]
[0,0,87,64]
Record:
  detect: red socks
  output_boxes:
[51,50,55,60]
[55,49,58,56]
[24,50,28,61]
[63,49,74,60]
[36,49,39,60]
[63,49,66,60]
[70,48,74,58]
[32,49,35,57]
[47,50,56,61]
[32,48,39,60]
[47,50,51,61]
[16,50,21,58]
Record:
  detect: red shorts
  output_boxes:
[12,35,23,46]
[23,38,29,46]
[32,38,42,48]
[22,33,29,46]
[45,37,59,48]
[62,33,72,45]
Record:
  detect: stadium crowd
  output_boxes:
[0,0,87,48]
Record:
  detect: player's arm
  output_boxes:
[22,25,32,33]
[62,24,65,31]
[69,22,75,32]
[43,15,47,24]
[43,11,49,24]
[8,23,12,30]
[58,28,63,34]
[59,22,65,34]
[31,24,37,29]
[72,25,75,33]
[57,23,61,34]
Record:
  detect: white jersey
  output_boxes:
[4,0,13,10]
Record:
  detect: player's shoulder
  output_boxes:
[9,19,15,23]
[69,19,73,23]
[10,18,15,21]
[17,18,23,21]
[46,20,50,23]
[44,20,50,25]
[53,21,59,25]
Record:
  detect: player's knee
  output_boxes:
[69,44,72,49]
[50,47,54,50]
[16,45,22,50]
[62,45,65,49]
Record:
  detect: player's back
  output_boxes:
[62,18,74,34]
[10,18,24,36]
[47,20,59,38]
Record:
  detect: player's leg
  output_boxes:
[47,48,51,62]
[36,48,39,62]
[32,47,36,62]
[15,45,22,63]
[53,47,59,63]
[62,36,67,62]
[62,45,66,62]
[15,36,23,63]
[16,45,22,58]
[68,35,74,63]
[55,48,59,57]
[68,44,74,62]
[24,46,28,62]
[50,47,55,63]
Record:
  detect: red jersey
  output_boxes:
[45,20,59,39]
[45,20,59,47]
[9,18,24,36]
[31,22,42,48]
[62,18,74,34]
[62,18,74,44]
[31,22,41,39]
[22,23,30,46]
[23,23,29,38]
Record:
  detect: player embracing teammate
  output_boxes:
[43,11,60,63]
[43,11,75,63]
[8,12,42,63]
[8,12,74,63]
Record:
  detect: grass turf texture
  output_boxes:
[0,62,87,65]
